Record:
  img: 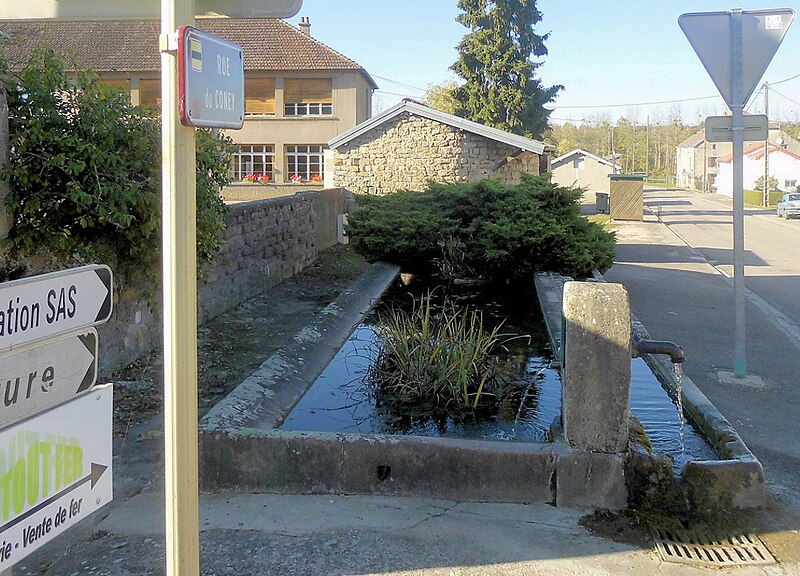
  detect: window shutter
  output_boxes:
[245,78,276,115]
[284,78,333,104]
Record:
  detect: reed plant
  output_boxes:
[368,291,510,410]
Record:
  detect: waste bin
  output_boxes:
[595,192,609,214]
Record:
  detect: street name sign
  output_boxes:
[0,0,302,20]
[0,330,98,429]
[0,265,112,353]
[178,26,245,129]
[679,9,795,108]
[705,114,768,143]
[0,384,112,570]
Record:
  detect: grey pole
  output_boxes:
[731,10,747,378]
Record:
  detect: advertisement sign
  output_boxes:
[0,384,112,570]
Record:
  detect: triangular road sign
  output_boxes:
[679,9,795,109]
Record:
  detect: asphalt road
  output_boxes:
[645,189,800,328]
[604,188,800,531]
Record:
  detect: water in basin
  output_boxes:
[280,278,717,467]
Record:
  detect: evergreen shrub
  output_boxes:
[346,175,615,281]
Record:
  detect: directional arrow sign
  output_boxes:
[0,265,112,353]
[0,384,112,570]
[679,9,795,108]
[0,329,98,428]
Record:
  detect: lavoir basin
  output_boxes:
[200,263,766,511]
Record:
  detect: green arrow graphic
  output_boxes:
[0,463,108,535]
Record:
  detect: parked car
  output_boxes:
[777,193,800,219]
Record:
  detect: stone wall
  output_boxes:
[332,113,542,195]
[97,190,342,375]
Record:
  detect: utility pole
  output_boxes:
[646,115,650,177]
[763,81,770,207]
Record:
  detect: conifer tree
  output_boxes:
[451,0,561,138]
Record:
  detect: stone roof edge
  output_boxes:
[328,100,554,154]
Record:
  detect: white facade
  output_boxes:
[715,145,800,197]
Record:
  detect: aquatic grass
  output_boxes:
[368,290,511,409]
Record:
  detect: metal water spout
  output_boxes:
[631,333,685,364]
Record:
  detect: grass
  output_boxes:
[368,290,511,409]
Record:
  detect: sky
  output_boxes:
[286,1,800,126]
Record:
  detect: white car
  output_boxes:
[777,193,800,219]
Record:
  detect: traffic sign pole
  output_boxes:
[731,10,747,378]
[681,8,794,380]
[160,0,199,574]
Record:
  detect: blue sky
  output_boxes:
[287,1,800,125]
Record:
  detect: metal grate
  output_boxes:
[649,526,776,567]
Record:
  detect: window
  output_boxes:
[785,179,797,189]
[283,78,333,116]
[573,157,585,170]
[232,145,275,181]
[138,79,161,109]
[707,157,718,168]
[286,145,324,183]
[245,78,276,115]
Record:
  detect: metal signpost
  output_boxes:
[178,26,245,129]
[0,330,98,429]
[0,265,112,353]
[3,2,302,574]
[680,8,794,378]
[0,385,112,571]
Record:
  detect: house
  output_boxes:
[550,148,620,200]
[0,18,377,190]
[327,100,555,195]
[714,142,800,197]
[675,125,800,193]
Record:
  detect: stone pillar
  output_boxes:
[0,85,11,241]
[562,281,631,453]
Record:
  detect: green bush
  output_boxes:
[346,175,615,281]
[0,48,233,281]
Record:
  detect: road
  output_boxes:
[603,188,800,533]
[646,189,800,334]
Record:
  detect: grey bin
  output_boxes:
[595,192,609,214]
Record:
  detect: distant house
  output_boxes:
[327,100,554,195]
[0,18,377,190]
[550,148,620,199]
[675,125,800,193]
[714,143,800,197]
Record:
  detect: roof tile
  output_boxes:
[0,18,375,85]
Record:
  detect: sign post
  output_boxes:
[680,8,794,378]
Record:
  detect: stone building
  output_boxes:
[326,100,554,195]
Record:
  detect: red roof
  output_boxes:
[718,142,800,163]
[0,18,376,86]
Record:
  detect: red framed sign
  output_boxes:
[178,26,244,129]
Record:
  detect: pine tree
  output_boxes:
[450,0,562,138]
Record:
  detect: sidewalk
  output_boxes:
[15,205,800,575]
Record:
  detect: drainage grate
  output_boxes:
[649,526,776,567]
